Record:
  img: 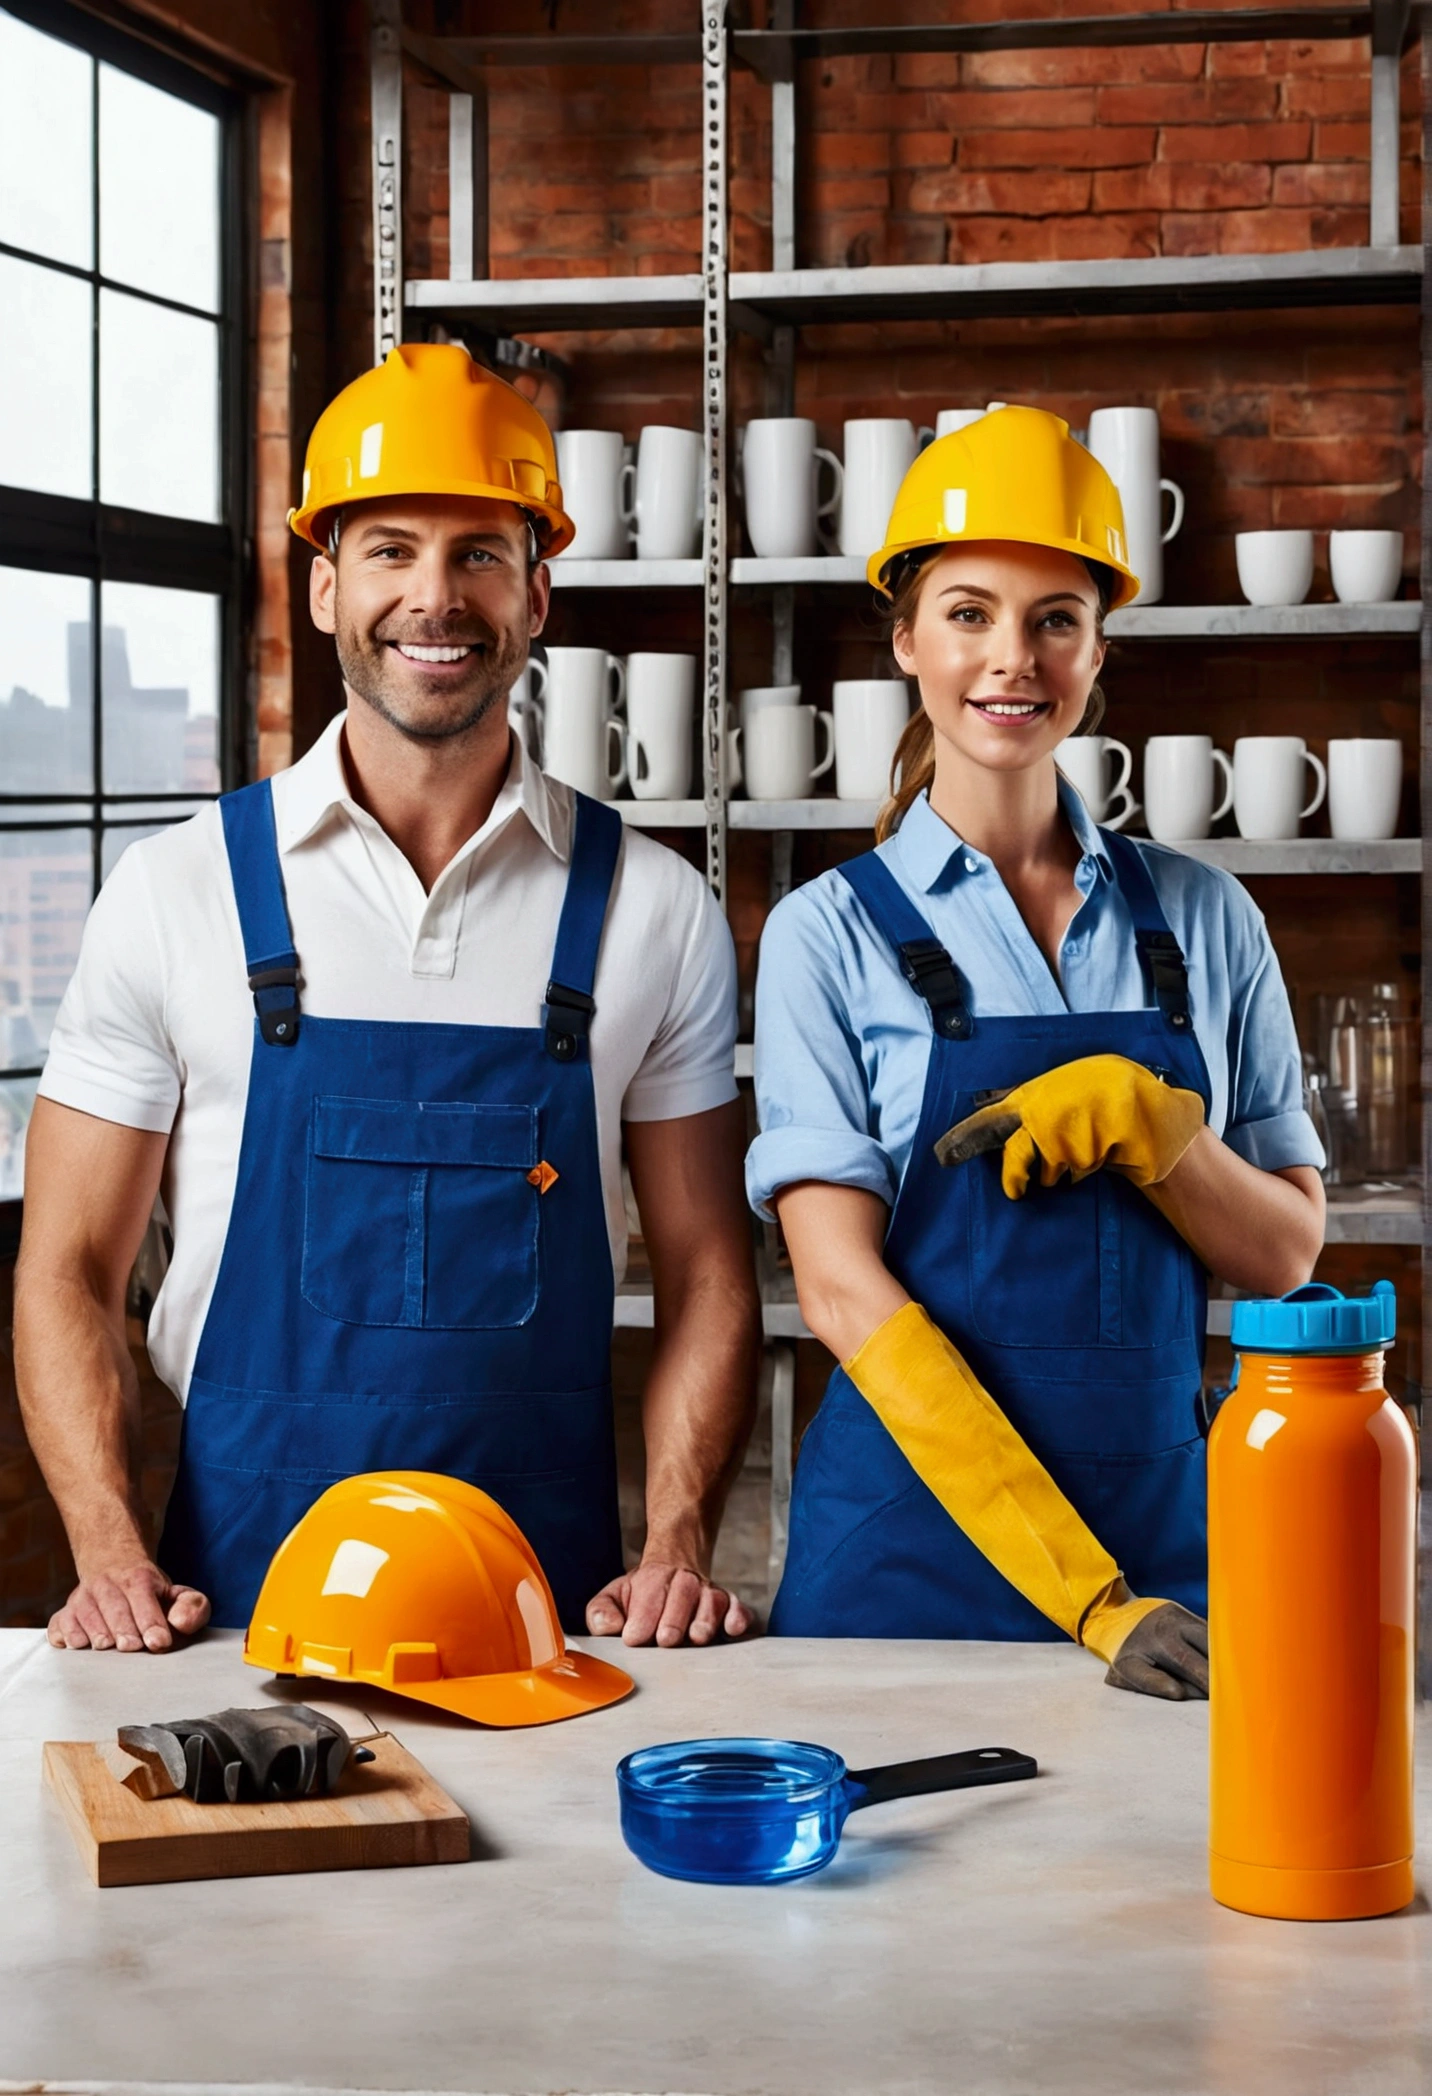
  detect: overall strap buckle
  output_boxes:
[898,938,972,1041]
[248,957,301,1048]
[544,980,597,1063]
[1137,927,1192,1032]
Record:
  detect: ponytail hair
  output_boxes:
[873,553,1117,845]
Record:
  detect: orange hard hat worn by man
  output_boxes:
[20,343,761,1662]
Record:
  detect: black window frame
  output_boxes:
[0,0,248,1111]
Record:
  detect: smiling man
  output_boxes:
[17,344,760,1655]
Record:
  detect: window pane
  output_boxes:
[99,288,218,521]
[101,581,219,793]
[0,9,93,269]
[0,254,92,500]
[0,828,92,1067]
[0,1076,40,1198]
[0,566,93,793]
[100,63,219,314]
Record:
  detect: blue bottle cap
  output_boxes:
[1230,1280,1396,1355]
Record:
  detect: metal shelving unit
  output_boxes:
[375,0,1428,1623]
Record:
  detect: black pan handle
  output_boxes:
[844,1745,1037,1812]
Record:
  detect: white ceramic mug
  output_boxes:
[626,652,696,800]
[1054,734,1137,831]
[1233,736,1327,840]
[630,425,703,560]
[508,657,549,761]
[742,704,835,801]
[1235,530,1314,608]
[832,679,910,801]
[540,646,627,799]
[1143,734,1234,841]
[1327,738,1402,841]
[935,407,987,438]
[741,418,843,558]
[1085,407,1183,607]
[552,429,630,561]
[1329,530,1404,605]
[839,418,930,560]
[737,683,801,741]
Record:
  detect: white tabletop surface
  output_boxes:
[1,1627,1428,2096]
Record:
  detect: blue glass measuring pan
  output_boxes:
[616,1736,1038,1884]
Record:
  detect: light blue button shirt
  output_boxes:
[747,781,1323,1221]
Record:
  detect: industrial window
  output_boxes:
[0,0,242,1198]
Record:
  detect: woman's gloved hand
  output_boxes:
[1080,1576,1210,1701]
[934,1053,1205,1200]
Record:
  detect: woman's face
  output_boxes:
[892,540,1106,777]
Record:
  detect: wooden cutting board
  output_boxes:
[44,1732,470,1887]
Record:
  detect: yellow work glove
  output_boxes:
[846,1302,1168,1663]
[933,1052,1205,1200]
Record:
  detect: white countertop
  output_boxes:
[1,1627,1428,2096]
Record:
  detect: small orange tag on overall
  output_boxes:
[527,1161,559,1194]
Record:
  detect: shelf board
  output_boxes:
[406,274,703,331]
[729,799,879,831]
[1107,602,1421,639]
[730,248,1421,325]
[615,800,706,828]
[1322,1193,1424,1245]
[1174,838,1419,875]
[731,556,866,585]
[550,558,702,588]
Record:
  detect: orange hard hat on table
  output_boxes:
[287,342,577,557]
[244,1472,634,1727]
[867,404,1140,608]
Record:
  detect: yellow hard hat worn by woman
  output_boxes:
[747,405,1325,1698]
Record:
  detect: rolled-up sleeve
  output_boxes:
[746,886,898,1221]
[1219,880,1325,1174]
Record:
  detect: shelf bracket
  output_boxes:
[370,0,404,364]
[703,0,730,908]
[1370,0,1410,246]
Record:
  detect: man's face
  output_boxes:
[309,494,550,743]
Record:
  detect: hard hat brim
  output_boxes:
[289,480,576,559]
[383,1645,635,1727]
[869,530,1141,608]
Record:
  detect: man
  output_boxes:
[17,343,760,1654]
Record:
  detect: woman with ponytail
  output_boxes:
[746,408,1324,1696]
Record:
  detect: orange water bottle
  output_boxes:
[1208,1280,1416,1920]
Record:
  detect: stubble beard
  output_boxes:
[334,601,530,745]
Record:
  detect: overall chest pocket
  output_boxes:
[302,1096,541,1330]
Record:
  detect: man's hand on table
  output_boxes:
[49,1558,211,1653]
[586,1554,753,1647]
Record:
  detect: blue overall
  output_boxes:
[770,827,1213,1640]
[159,780,626,1632]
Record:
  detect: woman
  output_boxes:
[748,408,1325,1699]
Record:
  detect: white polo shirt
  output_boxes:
[39,715,738,1400]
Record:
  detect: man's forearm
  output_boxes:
[15,1259,150,1568]
[640,1268,761,1565]
[1147,1130,1324,1297]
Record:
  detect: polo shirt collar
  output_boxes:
[273,708,569,862]
[891,776,1114,893]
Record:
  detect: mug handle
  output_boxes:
[916,425,935,450]
[619,456,638,544]
[607,654,627,716]
[726,724,743,794]
[1301,748,1328,821]
[815,448,845,553]
[525,655,549,702]
[606,716,628,795]
[1104,737,1134,800]
[1103,785,1140,834]
[628,729,649,787]
[1161,478,1185,545]
[811,709,836,782]
[1210,747,1235,823]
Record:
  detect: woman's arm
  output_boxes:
[1146,1136,1324,1299]
[774,1179,910,1363]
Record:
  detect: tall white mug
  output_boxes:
[741,418,843,558]
[737,683,801,740]
[1143,734,1234,841]
[832,680,910,801]
[631,425,703,560]
[540,646,627,799]
[552,429,630,561]
[1233,736,1327,841]
[1328,738,1401,841]
[626,652,696,800]
[1085,407,1183,607]
[742,704,835,801]
[1054,734,1137,830]
[839,418,929,560]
